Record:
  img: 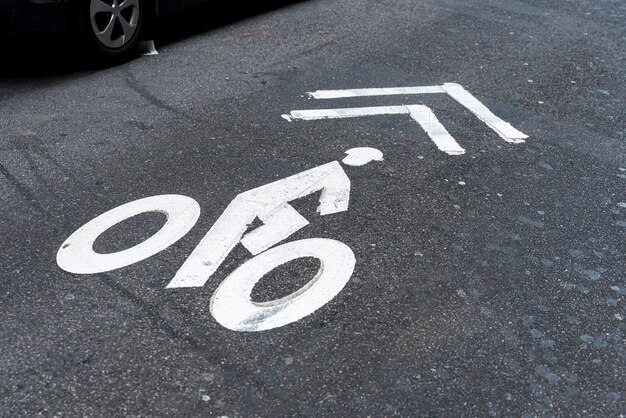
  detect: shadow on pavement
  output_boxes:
[153,0,304,46]
[0,0,303,79]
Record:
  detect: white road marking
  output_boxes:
[57,195,200,274]
[284,83,528,153]
[240,203,309,255]
[283,105,410,121]
[58,83,527,332]
[342,147,384,166]
[308,85,446,99]
[167,161,351,288]
[283,105,465,155]
[210,238,355,332]
[441,83,528,143]
[406,105,465,155]
[58,160,362,331]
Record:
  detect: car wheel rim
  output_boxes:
[90,0,140,49]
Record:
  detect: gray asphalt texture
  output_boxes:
[1,0,625,416]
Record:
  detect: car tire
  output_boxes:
[82,0,145,61]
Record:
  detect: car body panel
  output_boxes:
[1,0,76,33]
[0,0,211,34]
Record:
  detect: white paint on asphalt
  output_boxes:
[441,83,528,143]
[57,195,200,274]
[210,238,355,331]
[58,161,360,331]
[240,203,309,255]
[283,105,410,122]
[406,105,465,155]
[283,105,465,155]
[285,83,528,152]
[308,85,446,99]
[167,161,351,289]
[57,83,527,331]
[342,147,384,166]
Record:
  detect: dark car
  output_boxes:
[0,0,210,58]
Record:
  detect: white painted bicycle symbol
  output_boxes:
[57,148,383,332]
[57,83,528,332]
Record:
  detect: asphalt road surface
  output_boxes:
[1,0,625,416]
